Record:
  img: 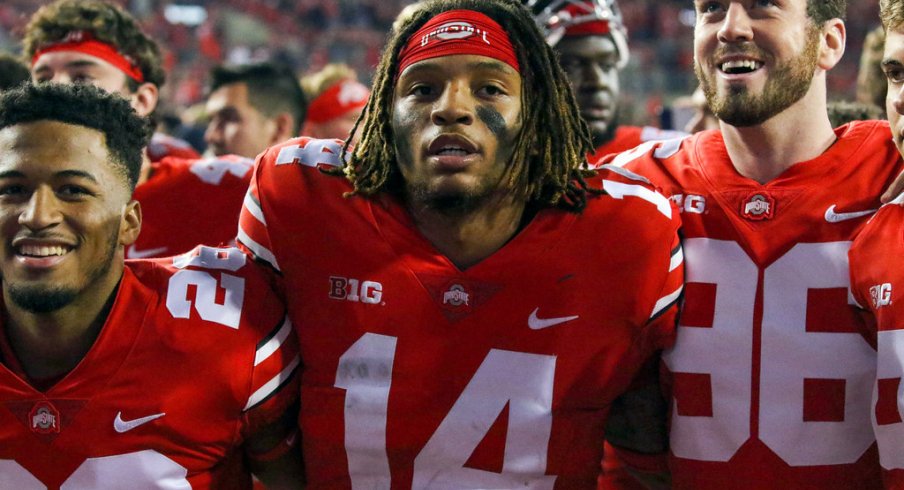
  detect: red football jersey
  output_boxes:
[0,246,299,489]
[602,120,903,489]
[130,155,252,259]
[147,132,201,162]
[589,126,687,165]
[237,137,684,488]
[850,200,904,490]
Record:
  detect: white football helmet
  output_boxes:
[525,0,629,68]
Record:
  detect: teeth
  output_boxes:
[18,244,69,257]
[721,60,762,73]
[438,147,468,156]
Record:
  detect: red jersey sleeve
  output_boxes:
[237,137,347,275]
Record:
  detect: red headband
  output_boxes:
[306,79,370,124]
[32,31,145,83]
[564,19,612,37]
[397,10,520,77]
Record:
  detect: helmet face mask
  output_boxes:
[525,0,629,68]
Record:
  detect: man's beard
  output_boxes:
[8,229,119,313]
[406,179,498,217]
[696,28,821,127]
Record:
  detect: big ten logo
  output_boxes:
[670,194,706,214]
[329,276,384,305]
[870,283,893,309]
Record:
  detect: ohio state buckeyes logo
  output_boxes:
[741,193,775,221]
[443,284,470,306]
[421,21,490,46]
[29,401,60,434]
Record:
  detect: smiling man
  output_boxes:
[0,83,301,489]
[600,0,903,488]
[235,0,684,486]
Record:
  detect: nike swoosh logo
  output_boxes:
[114,411,165,433]
[126,245,168,259]
[528,307,579,330]
[824,205,877,223]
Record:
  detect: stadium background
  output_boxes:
[0,0,882,130]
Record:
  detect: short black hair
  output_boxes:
[208,62,307,135]
[0,53,30,92]
[0,83,152,190]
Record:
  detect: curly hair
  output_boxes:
[22,0,164,90]
[0,83,152,191]
[344,0,597,212]
[881,0,904,30]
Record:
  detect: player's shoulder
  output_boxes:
[584,165,677,225]
[154,154,253,186]
[147,132,201,162]
[854,198,904,251]
[126,245,284,339]
[258,136,347,173]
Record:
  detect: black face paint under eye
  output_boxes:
[476,105,509,139]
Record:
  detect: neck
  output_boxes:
[3,266,123,381]
[720,80,836,184]
[406,192,526,270]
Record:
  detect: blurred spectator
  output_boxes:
[0,52,29,91]
[827,99,885,127]
[671,86,720,134]
[301,63,369,142]
[205,61,306,158]
[857,25,887,110]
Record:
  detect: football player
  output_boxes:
[849,1,904,488]
[204,62,307,159]
[600,0,903,487]
[237,0,683,486]
[300,63,370,143]
[23,0,255,259]
[0,83,301,489]
[526,0,685,162]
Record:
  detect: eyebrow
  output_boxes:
[0,169,99,183]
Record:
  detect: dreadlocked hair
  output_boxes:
[340,0,599,212]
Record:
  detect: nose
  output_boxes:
[431,82,474,126]
[717,3,754,43]
[891,84,904,119]
[204,120,223,148]
[18,187,62,231]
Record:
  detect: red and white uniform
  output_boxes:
[0,246,300,489]
[130,156,252,259]
[589,126,686,165]
[147,132,201,162]
[237,137,684,488]
[850,198,904,490]
[603,120,903,489]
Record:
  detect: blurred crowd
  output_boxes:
[0,0,882,131]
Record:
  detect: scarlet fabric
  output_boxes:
[398,10,520,76]
[850,202,904,490]
[236,137,683,487]
[0,250,299,488]
[130,155,252,259]
[305,79,369,124]
[560,1,612,37]
[599,120,903,488]
[146,132,201,162]
[32,31,145,83]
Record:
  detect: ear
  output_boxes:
[129,82,159,117]
[817,18,846,71]
[119,199,142,247]
[271,112,296,144]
